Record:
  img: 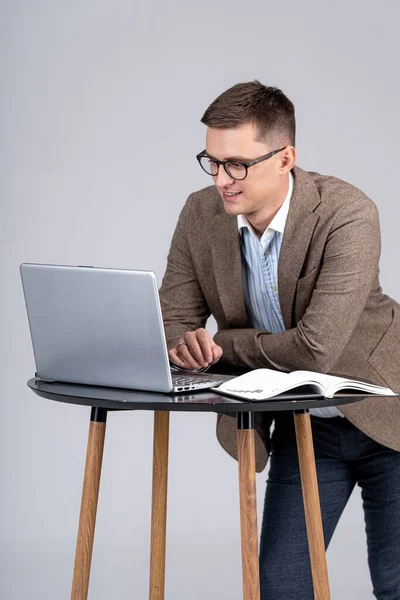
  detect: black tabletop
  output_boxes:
[27,377,368,414]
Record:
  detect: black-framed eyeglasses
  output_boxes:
[196,147,287,180]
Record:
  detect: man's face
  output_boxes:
[205,122,288,219]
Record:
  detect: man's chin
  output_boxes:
[222,199,243,214]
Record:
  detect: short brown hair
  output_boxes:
[201,80,296,147]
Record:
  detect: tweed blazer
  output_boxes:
[159,166,400,471]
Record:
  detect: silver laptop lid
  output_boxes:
[20,263,174,392]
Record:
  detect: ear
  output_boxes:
[279,146,296,173]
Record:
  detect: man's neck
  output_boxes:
[246,174,290,236]
[250,206,281,237]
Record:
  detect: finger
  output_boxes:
[194,329,214,364]
[184,331,210,367]
[170,348,200,370]
[211,344,223,364]
[168,348,187,369]
[177,342,204,370]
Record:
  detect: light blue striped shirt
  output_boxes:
[238,172,343,418]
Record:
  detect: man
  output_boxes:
[159,81,400,600]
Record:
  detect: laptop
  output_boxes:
[20,263,231,393]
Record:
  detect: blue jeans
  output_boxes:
[259,414,400,600]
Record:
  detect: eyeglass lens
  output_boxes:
[199,156,247,180]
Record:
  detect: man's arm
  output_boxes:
[214,198,381,373]
[159,195,211,350]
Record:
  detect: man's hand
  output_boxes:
[168,328,223,370]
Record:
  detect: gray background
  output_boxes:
[1,1,399,598]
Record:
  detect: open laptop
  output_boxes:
[20,263,231,393]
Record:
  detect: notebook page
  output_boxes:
[290,371,396,396]
[287,370,349,392]
[214,368,305,399]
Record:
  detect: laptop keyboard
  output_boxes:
[172,374,226,391]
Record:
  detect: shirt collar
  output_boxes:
[237,170,293,241]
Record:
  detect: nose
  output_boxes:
[214,166,235,187]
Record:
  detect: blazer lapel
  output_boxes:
[208,167,322,331]
[278,167,321,329]
[210,213,249,327]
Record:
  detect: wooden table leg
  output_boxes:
[149,411,170,600]
[293,410,330,600]
[71,407,107,600]
[237,412,260,600]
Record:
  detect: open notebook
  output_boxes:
[210,368,396,401]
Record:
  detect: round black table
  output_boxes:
[28,377,365,600]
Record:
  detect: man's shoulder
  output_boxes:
[184,184,224,217]
[294,166,377,216]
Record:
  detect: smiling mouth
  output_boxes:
[222,190,242,199]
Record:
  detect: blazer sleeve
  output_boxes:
[214,197,381,373]
[159,195,211,349]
